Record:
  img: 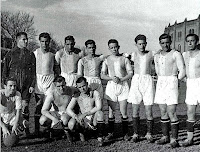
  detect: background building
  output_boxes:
[164,14,200,53]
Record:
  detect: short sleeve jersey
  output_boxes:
[0,90,22,114]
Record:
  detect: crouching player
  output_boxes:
[67,77,105,146]
[39,76,77,142]
[0,77,28,147]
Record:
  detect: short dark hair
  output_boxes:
[159,33,172,42]
[185,34,199,42]
[85,39,96,47]
[76,76,87,84]
[53,76,65,83]
[16,32,27,39]
[65,35,75,43]
[4,77,17,85]
[39,32,51,41]
[135,34,146,43]
[108,39,119,46]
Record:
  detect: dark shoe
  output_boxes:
[145,134,154,143]
[124,134,131,141]
[170,140,179,148]
[97,137,104,147]
[79,133,85,142]
[104,133,114,142]
[155,136,170,145]
[179,139,193,147]
[130,134,139,143]
[64,130,73,143]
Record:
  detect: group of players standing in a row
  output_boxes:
[1,31,200,148]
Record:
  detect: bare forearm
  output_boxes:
[101,73,112,81]
[42,110,57,121]
[120,73,133,82]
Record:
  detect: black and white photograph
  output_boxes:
[1,0,200,151]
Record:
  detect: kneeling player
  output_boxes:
[0,77,28,147]
[67,77,105,146]
[40,76,77,142]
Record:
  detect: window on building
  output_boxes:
[189,29,194,34]
[178,32,182,41]
[178,44,181,52]
[171,34,173,41]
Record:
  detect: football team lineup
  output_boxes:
[1,32,200,152]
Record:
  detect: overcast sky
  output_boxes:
[2,0,200,54]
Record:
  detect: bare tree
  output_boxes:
[1,11,37,47]
[49,33,63,53]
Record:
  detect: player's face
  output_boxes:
[40,37,50,50]
[76,81,88,94]
[4,81,17,95]
[55,81,66,95]
[86,44,96,56]
[159,38,171,52]
[65,40,75,51]
[136,40,147,52]
[108,43,119,56]
[17,35,28,48]
[186,36,198,50]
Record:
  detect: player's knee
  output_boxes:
[187,109,195,120]
[132,109,139,117]
[168,111,177,121]
[96,111,104,121]
[68,119,76,130]
[145,111,153,120]
[61,114,70,126]
[39,115,47,125]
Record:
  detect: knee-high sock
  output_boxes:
[108,117,115,134]
[161,118,170,137]
[186,120,195,132]
[97,121,105,138]
[147,119,154,134]
[171,120,179,139]
[132,117,140,134]
[122,117,129,135]
[34,104,43,132]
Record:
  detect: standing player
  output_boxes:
[77,39,105,99]
[0,77,28,146]
[33,33,56,137]
[154,34,185,148]
[179,34,200,147]
[2,32,36,136]
[55,35,85,87]
[101,39,133,141]
[127,34,155,143]
[67,77,105,146]
[40,76,77,142]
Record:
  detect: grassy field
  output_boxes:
[1,81,200,152]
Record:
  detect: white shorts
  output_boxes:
[1,112,16,125]
[35,74,54,95]
[104,81,129,102]
[61,72,78,87]
[154,76,178,105]
[185,77,200,105]
[85,76,103,99]
[128,74,155,105]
